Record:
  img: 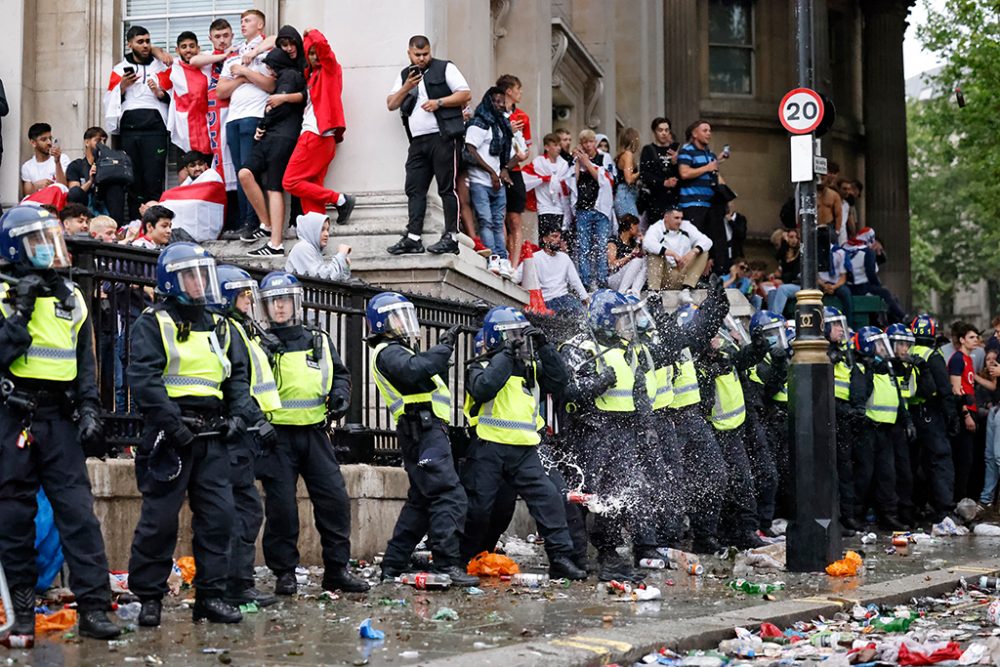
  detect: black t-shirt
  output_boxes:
[67,157,92,185]
[608,234,637,261]
[777,241,802,284]
[639,143,679,218]
[575,152,605,211]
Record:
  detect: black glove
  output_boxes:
[851,405,868,421]
[439,324,462,349]
[707,272,724,299]
[329,394,350,421]
[523,325,548,348]
[169,421,195,448]
[78,406,106,458]
[223,415,247,441]
[505,336,525,354]
[770,344,787,361]
[596,366,617,392]
[905,419,917,443]
[12,274,46,318]
[255,420,277,448]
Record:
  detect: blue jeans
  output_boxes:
[547,294,585,315]
[575,209,611,288]
[469,182,507,259]
[768,283,801,317]
[980,407,1000,503]
[227,117,261,228]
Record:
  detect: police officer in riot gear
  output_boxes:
[128,242,260,626]
[214,265,280,608]
[367,292,479,586]
[908,314,957,522]
[460,306,587,580]
[887,323,919,526]
[255,272,368,595]
[0,205,120,645]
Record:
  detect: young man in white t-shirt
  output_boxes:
[21,122,70,197]
[216,9,276,241]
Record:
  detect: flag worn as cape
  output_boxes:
[21,183,69,211]
[159,169,226,242]
[164,61,212,154]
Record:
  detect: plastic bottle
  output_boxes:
[727,579,784,595]
[396,572,452,590]
[511,573,549,587]
[810,631,856,647]
[663,548,700,571]
[410,551,433,569]
[977,576,1000,591]
[0,634,34,649]
[116,601,142,622]
[638,558,666,569]
[871,612,916,632]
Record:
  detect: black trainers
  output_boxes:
[431,564,480,587]
[138,599,162,627]
[225,587,278,608]
[78,610,122,639]
[321,566,371,593]
[274,572,297,596]
[248,243,284,257]
[427,234,459,255]
[735,532,768,549]
[240,226,270,242]
[5,587,36,647]
[192,598,242,624]
[335,194,356,224]
[387,236,424,255]
[549,556,588,581]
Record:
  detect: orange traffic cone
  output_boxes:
[520,244,554,316]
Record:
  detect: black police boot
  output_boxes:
[549,556,588,581]
[597,554,644,583]
[225,587,278,608]
[692,536,723,555]
[841,515,862,532]
[878,513,907,531]
[78,610,121,639]
[274,572,297,596]
[380,564,404,582]
[3,587,36,648]
[321,567,371,593]
[138,599,162,627]
[192,598,242,624]
[735,532,767,549]
[431,564,480,587]
[386,236,424,255]
[427,234,459,254]
[840,522,857,538]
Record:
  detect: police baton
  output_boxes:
[181,416,262,439]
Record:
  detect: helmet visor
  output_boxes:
[611,303,637,341]
[15,220,71,269]
[762,321,788,353]
[227,280,266,327]
[262,285,303,328]
[379,301,420,343]
[168,257,221,305]
[825,314,848,342]
[723,315,750,348]
[495,320,529,346]
[872,333,894,359]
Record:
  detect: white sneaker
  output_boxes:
[678,287,694,305]
[487,254,501,275]
[498,258,513,278]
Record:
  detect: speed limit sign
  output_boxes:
[779,87,824,134]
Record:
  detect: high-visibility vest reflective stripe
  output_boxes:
[463,360,487,427]
[476,364,544,446]
[669,354,700,409]
[632,343,673,411]
[371,342,452,424]
[773,382,788,403]
[580,341,635,412]
[748,356,788,403]
[0,282,86,382]
[711,369,746,430]
[271,334,335,425]
[866,372,899,424]
[896,368,917,401]
[154,310,231,400]
[909,345,942,406]
[232,322,282,413]
[834,360,852,401]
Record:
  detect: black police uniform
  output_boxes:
[743,352,784,531]
[909,342,958,520]
[0,270,118,636]
[375,338,469,577]
[829,343,868,530]
[256,325,360,591]
[127,300,258,609]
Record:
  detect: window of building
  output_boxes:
[708,0,755,96]
[123,0,245,50]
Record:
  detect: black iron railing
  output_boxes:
[68,238,483,464]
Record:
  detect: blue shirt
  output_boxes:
[677,142,717,209]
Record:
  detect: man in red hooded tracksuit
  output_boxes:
[281,29,356,224]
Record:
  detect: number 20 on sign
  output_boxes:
[779,87,824,135]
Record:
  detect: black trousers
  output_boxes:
[716,425,759,540]
[460,439,574,561]
[834,408,857,521]
[228,437,263,592]
[257,425,352,575]
[853,422,898,520]
[120,129,168,219]
[129,431,234,600]
[0,405,112,610]
[404,133,460,237]
[910,405,955,518]
[891,421,915,521]
[745,408,779,530]
[951,426,976,503]
[647,412,685,545]
[382,416,466,571]
[687,202,729,275]
[671,406,727,540]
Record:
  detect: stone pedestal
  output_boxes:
[861,0,915,309]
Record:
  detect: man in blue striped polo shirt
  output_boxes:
[678,120,728,275]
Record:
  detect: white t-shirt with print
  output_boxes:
[21,154,71,184]
[220,35,272,123]
[388,62,469,138]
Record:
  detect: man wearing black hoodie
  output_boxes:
[243,26,306,257]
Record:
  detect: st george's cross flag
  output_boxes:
[159,169,227,242]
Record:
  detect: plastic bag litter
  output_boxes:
[431,607,459,621]
[932,516,970,536]
[956,498,981,524]
[896,641,963,665]
[769,518,787,536]
[109,571,129,594]
[466,551,520,577]
[987,599,1000,626]
[974,523,1000,536]
[499,536,538,558]
[175,556,196,585]
[825,550,863,576]
[735,542,786,574]
[359,618,385,640]
[35,608,77,633]
[633,586,661,601]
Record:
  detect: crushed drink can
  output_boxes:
[687,562,705,576]
[891,533,908,548]
[566,491,595,505]
[638,558,666,569]
[608,580,632,594]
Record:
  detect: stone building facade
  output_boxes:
[0,0,913,304]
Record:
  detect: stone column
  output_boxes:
[663,0,700,131]
[861,0,915,308]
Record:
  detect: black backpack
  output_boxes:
[95,144,134,187]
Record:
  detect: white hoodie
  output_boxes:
[285,212,351,282]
